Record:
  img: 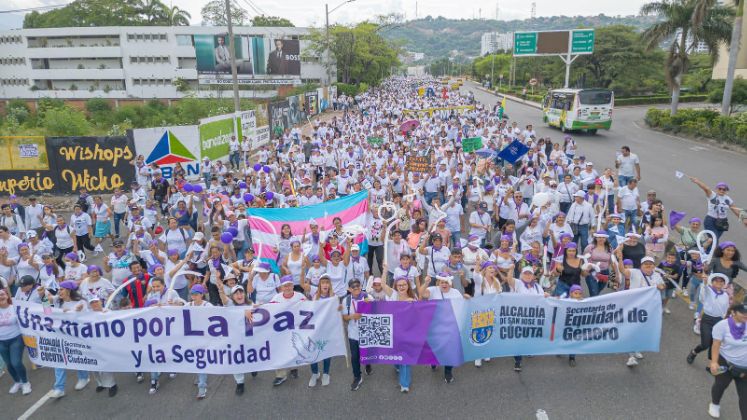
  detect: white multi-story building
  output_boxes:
[674,29,709,54]
[480,32,513,56]
[0,26,332,100]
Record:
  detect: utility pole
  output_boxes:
[224,0,240,113]
[490,54,495,89]
[325,3,330,85]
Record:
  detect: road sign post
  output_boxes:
[513,29,594,88]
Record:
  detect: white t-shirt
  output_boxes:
[270,291,307,304]
[252,274,280,304]
[0,305,21,340]
[53,225,74,249]
[618,187,640,211]
[70,212,92,236]
[713,318,747,366]
[628,269,663,289]
[426,286,463,300]
[707,192,734,219]
[64,264,88,282]
[159,228,190,254]
[617,153,639,177]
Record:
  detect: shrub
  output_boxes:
[85,98,111,114]
[42,106,91,136]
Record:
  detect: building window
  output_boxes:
[176,35,193,46]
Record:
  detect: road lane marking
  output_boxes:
[17,391,52,420]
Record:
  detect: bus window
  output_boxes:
[579,90,612,105]
[565,94,574,111]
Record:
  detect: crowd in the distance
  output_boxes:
[1,76,747,418]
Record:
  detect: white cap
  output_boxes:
[26,230,37,238]
[640,256,656,264]
[573,190,586,198]
[521,266,535,274]
[192,232,204,241]
[351,244,360,251]
[230,285,245,294]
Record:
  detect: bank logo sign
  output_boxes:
[146,131,197,165]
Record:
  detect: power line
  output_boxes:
[243,0,266,16]
[0,4,68,14]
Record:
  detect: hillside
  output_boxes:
[384,14,661,60]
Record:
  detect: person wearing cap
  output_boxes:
[46,280,89,398]
[419,272,466,383]
[605,213,626,249]
[567,190,593,250]
[61,250,87,284]
[85,292,118,397]
[0,288,32,395]
[318,236,352,297]
[657,251,682,314]
[548,213,573,258]
[342,278,371,391]
[578,162,598,191]
[143,276,184,394]
[26,230,51,258]
[708,303,747,418]
[213,273,256,395]
[419,232,451,281]
[688,273,731,365]
[689,177,739,239]
[468,201,492,247]
[504,265,548,371]
[13,275,42,304]
[268,275,307,386]
[103,238,136,288]
[565,284,586,366]
[247,262,280,304]
[617,255,665,367]
[674,217,708,253]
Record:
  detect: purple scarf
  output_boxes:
[729,316,746,340]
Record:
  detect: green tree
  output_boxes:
[137,0,167,24]
[707,0,745,114]
[24,0,143,28]
[200,0,248,26]
[163,5,191,26]
[307,22,400,85]
[251,15,294,27]
[641,0,732,115]
[472,54,511,86]
[42,107,91,136]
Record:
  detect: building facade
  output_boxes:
[0,26,332,100]
[480,32,513,56]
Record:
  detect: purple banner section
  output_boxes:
[357,300,463,366]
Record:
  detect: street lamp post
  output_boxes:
[325,0,356,85]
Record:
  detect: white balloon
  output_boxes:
[531,192,550,208]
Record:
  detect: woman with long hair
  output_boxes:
[46,281,89,398]
[583,231,612,297]
[308,276,335,388]
[554,242,584,297]
[0,288,31,395]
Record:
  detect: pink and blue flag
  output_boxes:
[247,191,369,272]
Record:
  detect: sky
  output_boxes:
[1,0,652,30]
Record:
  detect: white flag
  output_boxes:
[675,170,684,179]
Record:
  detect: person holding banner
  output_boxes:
[617,256,665,367]
[708,303,747,419]
[584,231,612,297]
[419,272,466,383]
[0,288,32,395]
[688,273,730,365]
[505,265,548,372]
[47,281,89,398]
[214,275,254,395]
[269,276,306,387]
[87,294,118,397]
[184,284,212,399]
[342,278,370,391]
[308,276,335,388]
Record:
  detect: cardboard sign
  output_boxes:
[405,155,432,173]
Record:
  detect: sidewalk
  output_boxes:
[473,85,543,110]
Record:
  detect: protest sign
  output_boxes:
[358,287,661,365]
[497,139,530,163]
[16,299,346,374]
[405,155,433,173]
[199,114,235,161]
[462,137,483,153]
[367,136,384,146]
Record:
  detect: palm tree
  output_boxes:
[138,0,167,24]
[720,0,743,115]
[641,0,732,115]
[164,5,191,26]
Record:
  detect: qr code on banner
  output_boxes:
[359,314,393,348]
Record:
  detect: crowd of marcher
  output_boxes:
[1,76,747,418]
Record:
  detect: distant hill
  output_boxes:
[384,14,661,60]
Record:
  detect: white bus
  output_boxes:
[542,88,614,134]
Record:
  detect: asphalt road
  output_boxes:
[2,83,746,420]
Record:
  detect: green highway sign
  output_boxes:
[514,32,538,55]
[513,29,594,56]
[571,29,595,54]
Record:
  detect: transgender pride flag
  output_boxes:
[247,190,370,271]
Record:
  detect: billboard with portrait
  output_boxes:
[194,34,301,85]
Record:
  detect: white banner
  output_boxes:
[16,299,346,374]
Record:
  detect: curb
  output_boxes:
[472,86,543,110]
